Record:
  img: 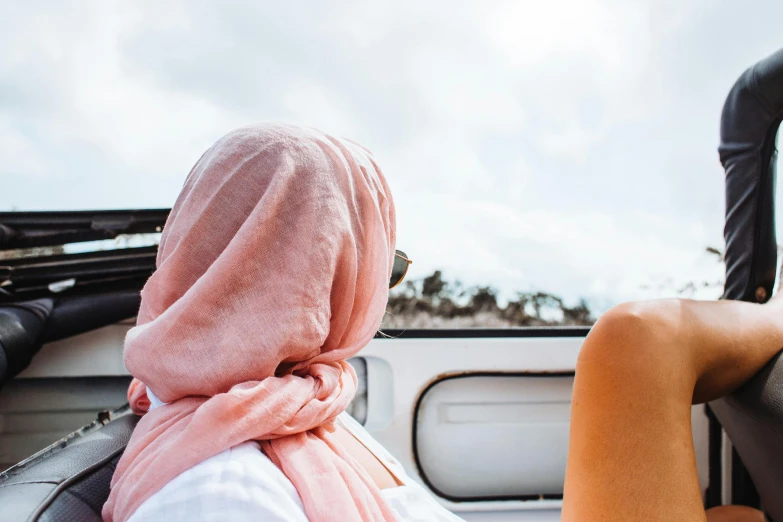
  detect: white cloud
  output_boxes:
[0,118,47,180]
[1,0,782,307]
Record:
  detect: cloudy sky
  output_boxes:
[2,0,783,310]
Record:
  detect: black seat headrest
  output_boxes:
[0,407,138,522]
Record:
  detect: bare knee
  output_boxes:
[578,300,681,366]
[706,505,767,522]
[576,300,688,390]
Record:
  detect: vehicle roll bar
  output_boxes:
[721,48,783,303]
[712,47,783,518]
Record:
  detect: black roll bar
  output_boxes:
[722,48,783,302]
[713,48,783,515]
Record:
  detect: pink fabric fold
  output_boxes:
[103,123,398,522]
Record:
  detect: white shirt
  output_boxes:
[128,391,464,522]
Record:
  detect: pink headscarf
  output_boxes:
[103,123,398,522]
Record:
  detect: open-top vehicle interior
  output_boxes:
[2,49,783,521]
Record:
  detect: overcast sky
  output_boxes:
[2,1,783,310]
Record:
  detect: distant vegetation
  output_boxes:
[383,246,734,329]
[383,270,594,328]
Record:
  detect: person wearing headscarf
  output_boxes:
[103,123,464,522]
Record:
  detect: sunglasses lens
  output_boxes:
[389,250,409,289]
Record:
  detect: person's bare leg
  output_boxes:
[705,506,766,522]
[562,297,783,522]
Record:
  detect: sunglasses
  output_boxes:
[389,250,412,289]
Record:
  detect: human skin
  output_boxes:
[562,296,781,522]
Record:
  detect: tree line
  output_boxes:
[384,270,594,328]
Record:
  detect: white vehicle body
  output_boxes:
[0,321,715,521]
